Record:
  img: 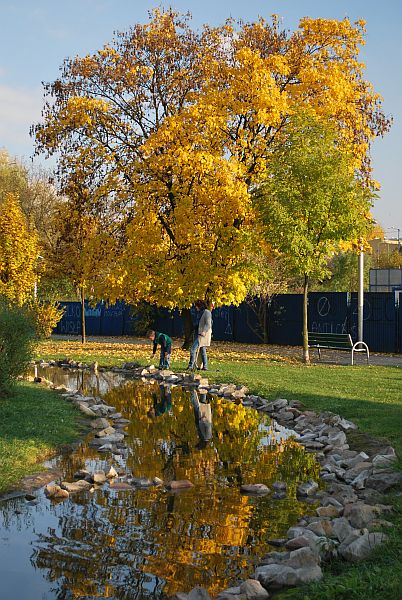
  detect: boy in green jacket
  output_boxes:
[147,329,172,369]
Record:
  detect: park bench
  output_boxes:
[308,332,369,365]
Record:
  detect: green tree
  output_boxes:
[313,250,373,292]
[255,114,374,363]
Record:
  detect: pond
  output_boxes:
[0,368,319,599]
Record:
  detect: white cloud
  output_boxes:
[0,84,44,157]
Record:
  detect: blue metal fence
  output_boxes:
[54,293,402,353]
[267,294,303,346]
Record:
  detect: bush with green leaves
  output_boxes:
[0,300,36,395]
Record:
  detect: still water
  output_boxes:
[0,368,319,599]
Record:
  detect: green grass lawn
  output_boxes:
[0,340,399,597]
[0,381,81,494]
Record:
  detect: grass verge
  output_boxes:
[0,381,81,495]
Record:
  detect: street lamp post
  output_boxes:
[33,255,44,300]
[358,244,364,343]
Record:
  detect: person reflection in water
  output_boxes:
[147,384,172,418]
[190,389,212,449]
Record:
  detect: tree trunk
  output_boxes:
[81,284,86,344]
[302,274,310,364]
[181,307,193,350]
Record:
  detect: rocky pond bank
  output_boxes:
[9,358,402,599]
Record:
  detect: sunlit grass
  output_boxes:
[0,382,81,494]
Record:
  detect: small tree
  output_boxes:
[255,114,374,362]
[51,177,108,343]
[0,193,40,305]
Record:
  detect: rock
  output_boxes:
[78,403,97,417]
[96,426,116,437]
[73,469,91,480]
[338,532,388,561]
[44,484,69,500]
[187,587,212,600]
[372,454,398,469]
[316,506,341,518]
[306,521,327,537]
[328,431,347,447]
[368,518,394,531]
[255,564,298,589]
[216,586,241,598]
[61,480,92,493]
[351,470,371,490]
[240,484,271,495]
[337,417,358,431]
[239,579,269,599]
[343,503,379,528]
[167,480,194,490]
[267,539,287,547]
[232,390,247,400]
[285,534,318,552]
[97,444,114,453]
[296,480,318,497]
[93,471,107,484]
[272,399,288,410]
[131,477,154,487]
[272,482,287,491]
[171,594,189,600]
[106,466,118,478]
[327,482,358,505]
[287,547,320,569]
[321,496,344,510]
[90,434,125,446]
[287,527,307,540]
[276,411,294,422]
[341,452,370,469]
[331,517,355,542]
[356,488,384,504]
[255,560,322,589]
[109,481,133,490]
[365,471,402,492]
[343,462,372,483]
[109,412,123,420]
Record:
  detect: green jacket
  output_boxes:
[152,331,172,355]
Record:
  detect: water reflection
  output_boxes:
[191,389,213,449]
[0,368,319,599]
[148,384,173,419]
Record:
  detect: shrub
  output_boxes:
[28,300,65,338]
[0,300,36,395]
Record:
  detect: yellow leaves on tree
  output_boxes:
[0,193,40,305]
[32,9,390,309]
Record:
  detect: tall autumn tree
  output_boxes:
[52,176,108,343]
[32,9,389,310]
[254,114,374,363]
[0,193,40,305]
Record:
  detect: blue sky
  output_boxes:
[0,0,401,233]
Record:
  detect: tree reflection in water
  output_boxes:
[25,375,319,599]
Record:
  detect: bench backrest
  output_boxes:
[308,332,353,349]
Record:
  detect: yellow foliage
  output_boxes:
[0,193,40,305]
[33,10,389,309]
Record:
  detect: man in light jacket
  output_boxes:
[187,299,212,371]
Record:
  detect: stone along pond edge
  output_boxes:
[7,359,402,600]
